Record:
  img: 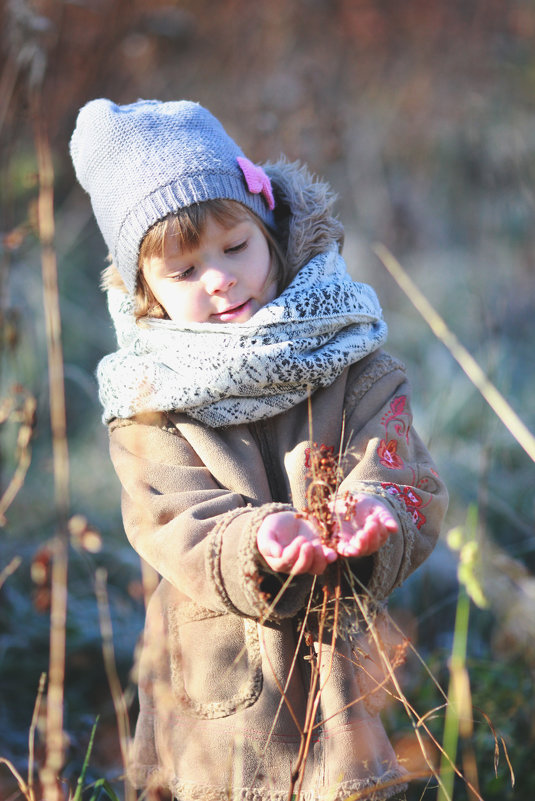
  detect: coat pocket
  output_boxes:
[168,602,263,719]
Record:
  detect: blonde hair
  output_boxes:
[101,199,285,322]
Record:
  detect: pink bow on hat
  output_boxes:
[237,157,275,211]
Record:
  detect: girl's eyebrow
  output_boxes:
[220,224,247,240]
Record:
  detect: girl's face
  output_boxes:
[141,215,277,324]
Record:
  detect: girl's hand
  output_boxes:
[331,495,398,557]
[257,511,338,575]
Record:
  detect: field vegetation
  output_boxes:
[1,1,534,799]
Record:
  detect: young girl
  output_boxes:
[70,98,448,801]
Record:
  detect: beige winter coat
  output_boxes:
[103,160,447,800]
[109,347,448,801]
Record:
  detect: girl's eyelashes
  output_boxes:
[164,234,249,281]
[172,266,195,281]
[225,239,247,254]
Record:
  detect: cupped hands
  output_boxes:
[256,495,398,576]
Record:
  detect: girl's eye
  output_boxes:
[225,240,247,254]
[173,266,194,281]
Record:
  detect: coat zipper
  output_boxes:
[251,419,290,503]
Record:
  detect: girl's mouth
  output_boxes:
[212,300,251,322]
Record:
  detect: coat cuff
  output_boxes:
[344,482,416,600]
[207,503,314,620]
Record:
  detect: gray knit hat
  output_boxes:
[70,98,276,293]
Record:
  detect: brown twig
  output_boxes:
[287,585,328,801]
[0,555,22,591]
[31,89,70,801]
[374,243,535,464]
[0,388,36,526]
[95,568,137,801]
[28,672,47,801]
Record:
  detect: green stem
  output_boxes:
[438,587,471,801]
[72,717,99,801]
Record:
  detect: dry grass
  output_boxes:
[1,1,534,799]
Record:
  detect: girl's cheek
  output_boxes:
[167,292,200,324]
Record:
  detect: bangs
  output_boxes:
[138,199,253,265]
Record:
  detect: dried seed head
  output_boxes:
[303,442,342,545]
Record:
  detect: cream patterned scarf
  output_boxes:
[97,249,388,427]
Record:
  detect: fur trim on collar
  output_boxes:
[265,159,345,285]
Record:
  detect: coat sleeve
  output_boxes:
[108,415,312,620]
[338,355,449,600]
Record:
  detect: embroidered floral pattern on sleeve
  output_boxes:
[381,482,427,529]
[376,395,437,530]
[377,439,404,470]
[378,395,411,467]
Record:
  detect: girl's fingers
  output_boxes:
[335,517,394,557]
[288,541,315,574]
[275,539,332,575]
[323,546,338,563]
[336,538,362,557]
[384,515,399,532]
[257,513,342,574]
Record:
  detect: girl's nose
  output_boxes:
[202,264,236,294]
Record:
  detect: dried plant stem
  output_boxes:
[346,571,487,801]
[341,568,451,798]
[0,434,32,522]
[263,581,315,739]
[0,673,45,801]
[354,590,454,799]
[290,581,340,801]
[95,568,136,801]
[250,578,320,792]
[0,757,31,800]
[0,555,22,590]
[32,93,70,801]
[28,672,47,801]
[0,391,36,525]
[374,243,535,464]
[288,595,325,801]
[0,53,19,135]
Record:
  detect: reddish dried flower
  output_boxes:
[303,442,342,546]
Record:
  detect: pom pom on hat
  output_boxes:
[70,98,276,293]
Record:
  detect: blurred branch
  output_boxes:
[28,672,47,801]
[31,89,70,801]
[0,53,20,137]
[0,757,31,800]
[95,568,136,801]
[0,387,36,525]
[0,555,22,590]
[0,674,46,801]
[374,244,535,464]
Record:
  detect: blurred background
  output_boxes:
[1,0,534,798]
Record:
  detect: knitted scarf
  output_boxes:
[97,249,388,428]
